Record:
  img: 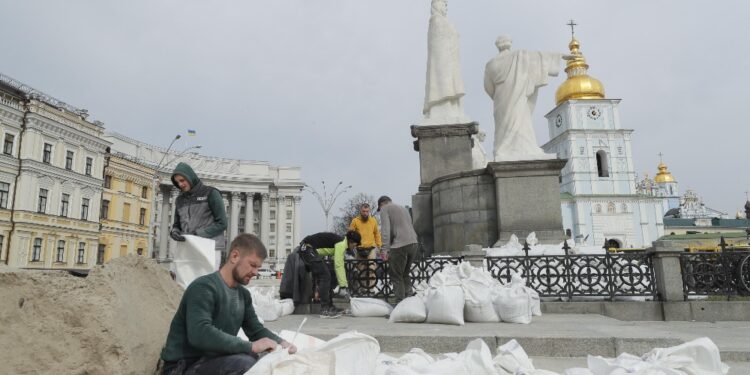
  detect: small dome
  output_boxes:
[555,37,605,105]
[654,162,676,183]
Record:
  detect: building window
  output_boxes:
[56,240,65,262]
[3,133,14,155]
[141,186,148,199]
[270,211,276,220]
[269,236,276,245]
[43,143,52,164]
[60,193,70,217]
[285,236,292,246]
[85,157,93,176]
[137,248,143,256]
[32,238,42,261]
[104,175,112,189]
[254,223,259,234]
[607,202,616,214]
[65,151,74,170]
[286,199,292,207]
[96,244,105,265]
[77,242,86,264]
[286,223,292,233]
[81,198,90,220]
[0,182,9,208]
[101,199,109,219]
[269,249,276,258]
[123,203,131,222]
[286,210,292,220]
[139,208,146,225]
[596,150,609,178]
[270,223,276,232]
[595,204,602,214]
[38,188,48,213]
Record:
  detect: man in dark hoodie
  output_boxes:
[170,162,228,268]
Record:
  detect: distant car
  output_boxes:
[256,268,274,279]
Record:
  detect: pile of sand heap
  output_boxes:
[0,255,184,374]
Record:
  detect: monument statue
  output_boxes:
[484,35,563,161]
[420,0,471,125]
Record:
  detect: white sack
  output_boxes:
[462,271,500,323]
[374,339,497,375]
[493,273,533,324]
[248,287,281,322]
[172,235,216,289]
[388,296,427,323]
[280,299,295,316]
[278,329,326,352]
[425,286,465,325]
[351,297,394,317]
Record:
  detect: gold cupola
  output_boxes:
[654,161,676,183]
[555,36,605,105]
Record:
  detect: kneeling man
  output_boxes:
[159,234,296,375]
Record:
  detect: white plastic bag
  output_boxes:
[351,298,394,317]
[388,296,427,323]
[172,235,216,289]
[425,286,465,325]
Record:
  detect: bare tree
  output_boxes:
[331,193,377,234]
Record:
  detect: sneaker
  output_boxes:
[319,305,342,319]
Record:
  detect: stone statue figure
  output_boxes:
[420,0,471,125]
[484,36,563,161]
[471,130,487,169]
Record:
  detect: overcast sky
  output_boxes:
[2,1,748,234]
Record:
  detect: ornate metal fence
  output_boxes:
[336,256,464,298]
[680,249,750,299]
[485,243,658,300]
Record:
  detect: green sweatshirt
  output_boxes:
[315,238,349,288]
[160,272,281,362]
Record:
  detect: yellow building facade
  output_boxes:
[99,152,155,263]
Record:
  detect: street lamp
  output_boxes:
[147,134,202,260]
[303,181,351,230]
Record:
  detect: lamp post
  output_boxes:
[303,181,351,230]
[147,134,202,260]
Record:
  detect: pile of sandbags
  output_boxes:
[388,262,540,325]
[246,332,729,375]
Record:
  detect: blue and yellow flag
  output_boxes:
[187,129,196,136]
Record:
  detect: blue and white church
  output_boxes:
[542,36,666,248]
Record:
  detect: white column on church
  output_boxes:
[276,196,286,261]
[229,191,241,242]
[260,193,270,245]
[158,189,170,259]
[167,188,180,258]
[244,192,255,234]
[293,196,302,246]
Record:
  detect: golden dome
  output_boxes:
[555,37,605,105]
[654,162,676,183]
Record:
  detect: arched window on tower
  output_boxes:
[607,202,616,214]
[596,150,609,177]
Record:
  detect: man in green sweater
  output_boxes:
[170,162,228,269]
[159,234,296,374]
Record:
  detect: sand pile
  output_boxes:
[0,256,184,375]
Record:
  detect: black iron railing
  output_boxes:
[318,256,464,298]
[485,241,657,300]
[680,245,750,299]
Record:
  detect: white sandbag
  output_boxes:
[279,329,326,351]
[280,298,295,316]
[247,331,379,375]
[388,296,427,323]
[351,297,394,317]
[425,286,465,325]
[374,338,497,375]
[493,286,532,324]
[494,339,536,373]
[587,337,729,375]
[529,288,542,316]
[172,235,216,289]
[462,272,500,323]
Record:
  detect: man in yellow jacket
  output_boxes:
[349,203,381,293]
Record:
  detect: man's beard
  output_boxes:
[361,215,369,222]
[232,267,250,285]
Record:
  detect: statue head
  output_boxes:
[495,35,512,51]
[431,0,447,16]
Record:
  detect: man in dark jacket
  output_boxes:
[170,162,228,268]
[159,234,296,375]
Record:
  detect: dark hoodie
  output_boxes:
[171,162,228,251]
